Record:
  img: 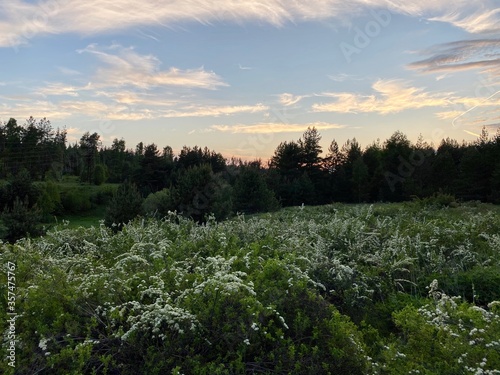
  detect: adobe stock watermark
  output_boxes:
[5,261,17,370]
[8,0,62,52]
[339,9,391,63]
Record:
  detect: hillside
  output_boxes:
[1,203,499,374]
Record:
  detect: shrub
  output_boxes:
[94,164,107,185]
[104,181,143,230]
[60,189,91,213]
[142,188,177,218]
[0,196,43,242]
[36,181,62,216]
[410,192,457,208]
[90,184,117,205]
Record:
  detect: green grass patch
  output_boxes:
[51,205,107,229]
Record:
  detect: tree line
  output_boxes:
[1,116,499,240]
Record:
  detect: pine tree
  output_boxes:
[1,196,43,243]
[104,181,143,230]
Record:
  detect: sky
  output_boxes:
[1,0,499,161]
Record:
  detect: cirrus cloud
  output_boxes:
[408,39,500,77]
[211,121,345,134]
[1,1,500,48]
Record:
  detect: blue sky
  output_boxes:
[1,1,499,160]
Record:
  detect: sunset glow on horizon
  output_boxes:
[1,1,499,160]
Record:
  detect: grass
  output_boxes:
[56,176,119,193]
[40,177,118,229]
[52,205,107,229]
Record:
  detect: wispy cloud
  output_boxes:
[278,93,309,106]
[0,100,71,120]
[1,1,499,48]
[78,44,228,90]
[311,78,500,131]
[312,79,452,114]
[328,73,363,82]
[238,63,252,70]
[18,78,267,121]
[2,42,256,122]
[212,121,345,134]
[161,104,269,118]
[37,82,80,97]
[408,39,500,76]
[429,7,500,34]
[57,66,82,76]
[444,91,500,128]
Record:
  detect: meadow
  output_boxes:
[1,202,499,374]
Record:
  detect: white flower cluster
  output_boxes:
[116,300,199,341]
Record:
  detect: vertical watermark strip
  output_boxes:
[5,261,16,369]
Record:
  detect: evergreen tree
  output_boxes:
[79,132,100,184]
[431,151,456,193]
[4,168,39,208]
[176,164,219,222]
[298,127,323,172]
[362,142,384,201]
[233,166,279,213]
[324,139,344,174]
[381,131,413,201]
[351,157,369,202]
[134,143,166,194]
[0,196,43,243]
[104,181,143,230]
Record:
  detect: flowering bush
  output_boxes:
[1,203,499,374]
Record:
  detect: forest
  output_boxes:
[1,116,500,242]
[1,117,500,374]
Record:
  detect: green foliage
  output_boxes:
[209,174,234,220]
[36,181,62,216]
[89,184,117,205]
[93,164,107,185]
[142,188,177,217]
[0,196,43,242]
[61,189,92,214]
[104,181,143,230]
[2,204,500,373]
[176,164,231,221]
[233,167,279,214]
[409,192,457,208]
[352,157,369,202]
[423,265,500,305]
[381,284,500,374]
[3,168,39,207]
[0,169,45,242]
[0,117,66,180]
[79,132,100,184]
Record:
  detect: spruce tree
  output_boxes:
[104,181,143,230]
